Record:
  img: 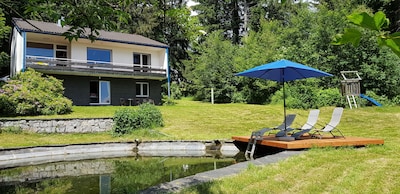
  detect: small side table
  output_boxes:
[128,98,133,106]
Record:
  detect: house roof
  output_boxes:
[12,18,169,48]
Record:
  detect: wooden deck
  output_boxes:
[232,135,384,150]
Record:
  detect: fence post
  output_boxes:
[211,87,214,104]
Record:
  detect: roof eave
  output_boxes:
[20,29,169,49]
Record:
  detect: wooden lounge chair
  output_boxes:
[290,109,320,139]
[311,107,345,139]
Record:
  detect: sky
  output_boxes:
[187,0,199,7]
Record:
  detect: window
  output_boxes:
[136,82,149,97]
[56,45,67,59]
[133,53,151,71]
[27,42,68,63]
[55,45,68,66]
[133,54,141,65]
[87,48,111,63]
[90,81,111,104]
[27,42,54,58]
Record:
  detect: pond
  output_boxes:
[0,154,245,193]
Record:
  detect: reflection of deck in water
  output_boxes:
[232,135,384,151]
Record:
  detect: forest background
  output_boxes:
[1,0,400,109]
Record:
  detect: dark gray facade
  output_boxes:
[52,75,162,106]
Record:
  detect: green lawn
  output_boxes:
[1,98,399,193]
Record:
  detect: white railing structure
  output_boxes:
[25,56,167,76]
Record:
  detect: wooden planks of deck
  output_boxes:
[232,135,384,150]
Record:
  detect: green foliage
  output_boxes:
[0,126,23,134]
[233,20,281,104]
[112,108,139,135]
[270,81,344,109]
[169,81,182,100]
[333,10,400,57]
[270,82,318,109]
[0,8,10,75]
[186,31,239,103]
[347,11,389,31]
[317,88,345,107]
[193,0,242,44]
[187,1,400,106]
[25,0,129,42]
[0,68,72,116]
[231,92,246,103]
[332,28,362,47]
[138,103,164,128]
[162,95,177,106]
[161,81,180,105]
[112,103,164,136]
[359,48,400,100]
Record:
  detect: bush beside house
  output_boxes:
[0,68,72,116]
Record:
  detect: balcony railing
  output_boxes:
[25,56,167,78]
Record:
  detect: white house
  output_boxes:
[10,18,169,105]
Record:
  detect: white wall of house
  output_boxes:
[69,39,167,69]
[10,27,24,77]
[70,42,86,62]
[13,32,167,72]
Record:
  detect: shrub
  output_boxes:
[0,68,72,116]
[137,103,164,128]
[112,103,164,136]
[162,95,177,106]
[270,82,345,109]
[113,108,139,135]
[231,91,246,103]
[162,81,182,101]
[317,88,345,107]
[270,83,318,109]
[169,82,182,100]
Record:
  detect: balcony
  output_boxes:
[25,56,167,80]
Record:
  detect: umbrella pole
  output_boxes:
[283,81,287,136]
[279,78,294,141]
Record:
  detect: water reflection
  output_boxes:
[0,155,243,193]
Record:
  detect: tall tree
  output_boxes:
[193,0,246,44]
[0,8,11,77]
[185,31,238,102]
[23,0,130,41]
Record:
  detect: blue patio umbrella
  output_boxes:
[235,59,333,140]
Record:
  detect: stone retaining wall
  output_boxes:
[0,118,113,133]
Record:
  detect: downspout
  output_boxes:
[166,48,171,98]
[22,31,26,72]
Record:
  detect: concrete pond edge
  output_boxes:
[0,140,240,169]
[0,140,306,193]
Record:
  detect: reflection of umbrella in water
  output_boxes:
[235,59,333,141]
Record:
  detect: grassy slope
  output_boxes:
[179,103,400,193]
[1,99,400,193]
